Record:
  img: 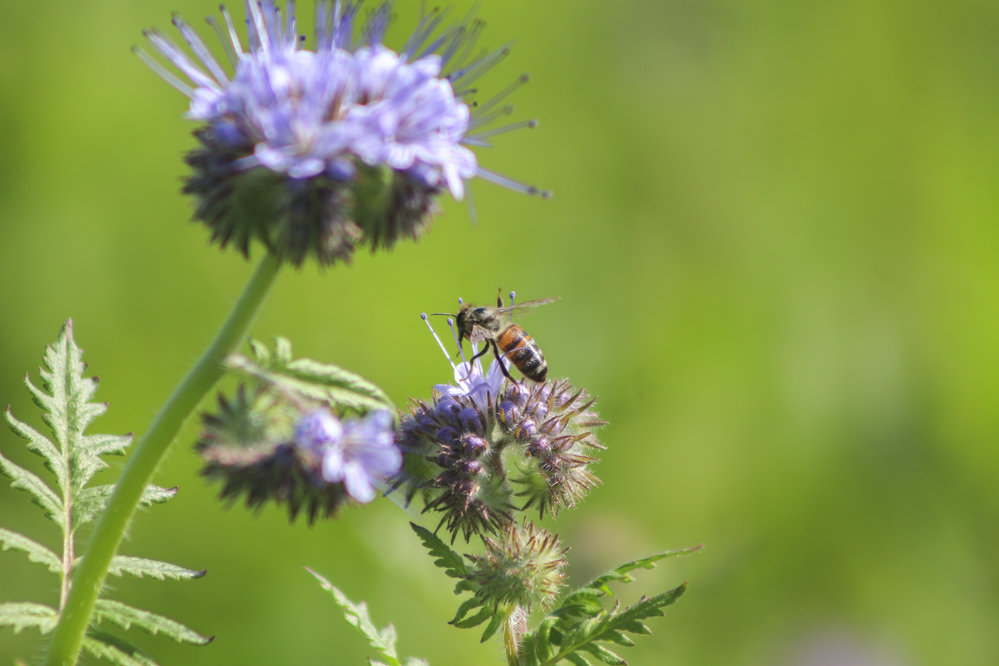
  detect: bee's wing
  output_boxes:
[495,296,560,315]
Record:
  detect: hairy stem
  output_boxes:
[59,497,73,612]
[504,605,528,666]
[45,253,282,665]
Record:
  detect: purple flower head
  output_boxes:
[138,1,547,266]
[319,410,401,503]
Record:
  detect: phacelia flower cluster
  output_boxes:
[396,316,606,543]
[198,386,400,522]
[139,1,545,266]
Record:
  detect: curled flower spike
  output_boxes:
[138,1,547,266]
[394,313,606,542]
[198,389,400,521]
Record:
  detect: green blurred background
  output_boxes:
[2,0,998,663]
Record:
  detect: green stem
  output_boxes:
[45,253,282,665]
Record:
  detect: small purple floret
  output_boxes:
[295,409,400,503]
[320,410,401,503]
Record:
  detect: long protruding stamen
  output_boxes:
[421,313,456,371]
[442,18,487,76]
[144,29,219,91]
[473,74,530,117]
[449,45,511,88]
[466,119,539,143]
[403,6,447,58]
[509,290,517,306]
[173,14,229,86]
[467,103,514,131]
[132,46,195,97]
[219,5,246,59]
[205,15,240,68]
[246,0,272,52]
[477,167,552,198]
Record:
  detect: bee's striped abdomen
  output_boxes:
[497,325,548,382]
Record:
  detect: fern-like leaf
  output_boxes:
[0,527,61,573]
[73,484,177,526]
[307,568,429,666]
[4,407,65,491]
[93,599,213,645]
[584,548,701,593]
[0,447,62,526]
[0,602,58,634]
[107,555,206,581]
[82,630,158,666]
[1,321,211,662]
[409,523,469,581]
[24,319,114,495]
[521,547,701,666]
[227,337,395,414]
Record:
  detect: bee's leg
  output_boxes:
[470,341,490,363]
[490,339,520,384]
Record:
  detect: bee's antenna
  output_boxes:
[421,313,456,372]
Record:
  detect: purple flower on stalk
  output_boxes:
[295,409,401,503]
[137,1,546,266]
[393,311,607,542]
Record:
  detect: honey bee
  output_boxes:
[436,289,558,383]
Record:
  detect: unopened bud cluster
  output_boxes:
[462,521,568,612]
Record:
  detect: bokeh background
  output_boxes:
[2,0,998,664]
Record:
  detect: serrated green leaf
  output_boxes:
[451,604,492,629]
[0,601,58,634]
[306,568,401,666]
[72,484,113,526]
[599,629,636,646]
[402,658,431,666]
[141,484,179,504]
[229,338,395,414]
[0,527,61,573]
[108,555,206,581]
[448,597,489,629]
[0,449,62,526]
[550,589,604,620]
[585,546,702,594]
[93,599,212,645]
[526,581,689,666]
[562,653,590,666]
[5,407,65,491]
[579,643,625,665]
[478,611,504,643]
[409,523,468,580]
[73,484,177,526]
[82,631,158,666]
[28,320,114,495]
[2,322,206,665]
